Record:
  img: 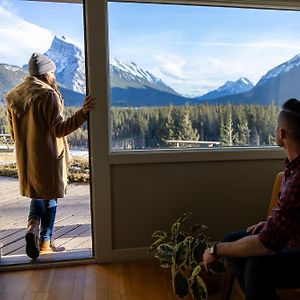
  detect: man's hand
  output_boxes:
[203,248,219,271]
[246,221,266,235]
[82,95,96,115]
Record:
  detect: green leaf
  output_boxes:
[192,241,207,264]
[152,230,167,238]
[155,243,174,263]
[190,275,208,300]
[184,236,194,245]
[158,244,174,252]
[191,224,208,232]
[160,260,172,268]
[175,241,189,267]
[172,271,189,298]
[176,212,192,224]
[197,232,208,243]
[190,265,201,281]
[171,222,180,241]
[150,236,167,250]
[209,260,226,274]
[176,231,187,243]
[178,236,192,269]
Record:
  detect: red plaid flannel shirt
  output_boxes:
[258,156,300,251]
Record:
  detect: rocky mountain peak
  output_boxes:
[199,77,254,101]
[109,56,178,95]
[44,36,86,94]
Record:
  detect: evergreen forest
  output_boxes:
[111,103,279,149]
[0,103,279,150]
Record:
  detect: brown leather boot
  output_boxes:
[39,240,65,254]
[25,219,40,259]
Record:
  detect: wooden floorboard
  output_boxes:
[0,260,248,300]
[0,176,92,259]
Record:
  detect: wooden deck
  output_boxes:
[0,176,92,260]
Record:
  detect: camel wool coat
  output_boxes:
[5,76,87,199]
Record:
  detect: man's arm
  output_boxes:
[217,234,273,257]
[246,221,266,234]
[203,235,274,270]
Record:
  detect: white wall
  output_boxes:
[111,159,284,251]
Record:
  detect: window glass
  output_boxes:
[108,2,300,150]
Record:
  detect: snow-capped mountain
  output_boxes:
[200,54,300,105]
[23,36,86,94]
[8,35,187,107]
[198,77,254,101]
[44,36,86,94]
[3,34,300,107]
[0,64,27,101]
[24,36,181,105]
[43,36,179,96]
[256,54,300,87]
[214,78,253,95]
[0,63,84,106]
[109,56,190,106]
[110,57,178,95]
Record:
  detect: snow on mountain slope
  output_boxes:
[199,77,254,100]
[39,36,178,96]
[44,36,86,94]
[109,57,179,95]
[257,54,300,87]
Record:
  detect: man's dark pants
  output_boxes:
[224,230,300,300]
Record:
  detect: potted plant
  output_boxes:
[150,212,225,300]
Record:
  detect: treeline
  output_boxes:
[0,103,279,150]
[111,103,279,149]
[64,107,88,148]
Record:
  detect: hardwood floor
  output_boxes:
[0,261,172,300]
[2,260,300,300]
[0,260,229,300]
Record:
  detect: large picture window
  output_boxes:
[0,0,92,264]
[108,2,300,150]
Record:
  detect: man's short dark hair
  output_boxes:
[279,98,300,144]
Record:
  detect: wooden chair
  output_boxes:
[221,172,300,300]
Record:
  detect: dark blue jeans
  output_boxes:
[224,230,300,300]
[28,198,57,242]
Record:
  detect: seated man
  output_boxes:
[203,98,300,300]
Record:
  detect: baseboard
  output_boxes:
[0,250,95,271]
[111,247,152,262]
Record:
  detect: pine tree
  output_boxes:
[236,119,251,146]
[172,108,199,142]
[160,109,175,146]
[252,128,260,146]
[220,109,234,146]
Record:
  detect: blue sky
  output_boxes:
[0,0,84,66]
[108,3,300,96]
[8,0,84,43]
[1,0,300,96]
